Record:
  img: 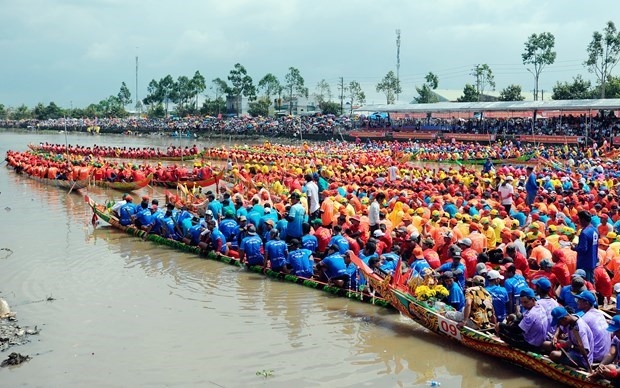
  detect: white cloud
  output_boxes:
[0,0,618,107]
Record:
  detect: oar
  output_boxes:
[67,180,78,195]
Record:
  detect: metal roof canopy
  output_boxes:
[357,99,620,113]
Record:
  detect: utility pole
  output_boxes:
[339,77,344,115]
[396,29,401,102]
[540,90,544,100]
[135,55,140,113]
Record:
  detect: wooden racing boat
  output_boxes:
[349,255,612,388]
[90,174,153,192]
[28,143,203,161]
[7,164,89,192]
[84,195,390,308]
[152,170,224,189]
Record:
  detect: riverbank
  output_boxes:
[0,297,39,367]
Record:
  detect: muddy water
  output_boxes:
[0,130,547,387]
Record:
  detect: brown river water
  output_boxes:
[0,130,550,387]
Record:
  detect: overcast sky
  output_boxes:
[1,0,617,108]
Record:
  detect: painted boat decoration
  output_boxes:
[90,174,153,192]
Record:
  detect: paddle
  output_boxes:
[570,324,593,373]
[67,180,79,195]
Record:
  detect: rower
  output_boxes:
[544,306,594,372]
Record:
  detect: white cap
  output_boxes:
[614,283,620,294]
[487,270,504,280]
[457,237,472,247]
[373,229,385,237]
[506,176,514,181]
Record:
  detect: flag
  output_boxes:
[391,256,403,287]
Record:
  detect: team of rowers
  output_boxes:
[96,140,620,380]
[4,150,218,184]
[31,143,201,159]
[29,138,618,168]
[10,137,620,379]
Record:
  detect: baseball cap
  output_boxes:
[539,259,554,269]
[614,283,620,294]
[476,263,488,275]
[440,271,454,279]
[238,215,247,222]
[487,270,504,280]
[205,209,214,216]
[520,288,536,298]
[574,290,596,306]
[551,306,569,326]
[472,275,486,286]
[532,277,552,292]
[373,229,385,237]
[572,269,587,278]
[457,238,472,247]
[607,315,620,332]
[247,224,257,235]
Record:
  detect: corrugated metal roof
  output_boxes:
[357,99,620,113]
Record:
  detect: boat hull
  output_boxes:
[91,174,153,192]
[152,171,224,188]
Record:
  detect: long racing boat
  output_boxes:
[350,254,612,387]
[89,173,154,192]
[85,195,391,309]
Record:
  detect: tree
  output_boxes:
[190,71,206,109]
[173,75,193,115]
[45,102,63,119]
[498,84,525,101]
[471,64,495,101]
[347,80,366,115]
[117,81,132,106]
[376,70,401,104]
[284,67,308,114]
[457,84,480,102]
[0,104,7,119]
[319,101,341,116]
[228,63,256,116]
[313,79,332,106]
[247,97,271,117]
[257,73,281,101]
[10,104,31,120]
[585,21,620,98]
[211,78,230,98]
[32,102,64,119]
[603,75,620,98]
[142,75,177,115]
[414,72,439,103]
[147,103,166,118]
[200,97,226,116]
[551,75,594,100]
[522,32,556,101]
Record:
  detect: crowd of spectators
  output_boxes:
[1,112,619,142]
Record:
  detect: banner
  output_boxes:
[446,134,495,142]
[392,132,436,140]
[518,135,581,144]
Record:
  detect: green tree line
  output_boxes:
[1,20,619,120]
